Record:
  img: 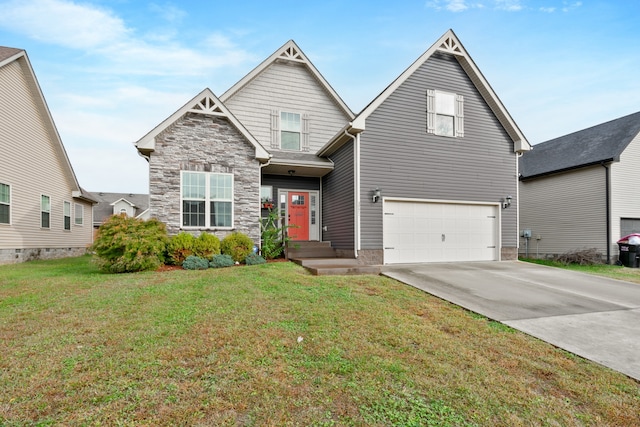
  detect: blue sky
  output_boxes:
[1,0,638,193]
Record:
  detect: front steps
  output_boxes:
[286,241,381,276]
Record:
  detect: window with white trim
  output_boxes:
[75,203,84,225]
[280,112,301,150]
[41,195,51,228]
[181,171,233,228]
[427,89,464,137]
[64,201,71,230]
[0,183,9,224]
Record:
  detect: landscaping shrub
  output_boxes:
[210,254,235,268]
[92,214,168,273]
[182,255,210,270]
[193,232,221,259]
[221,232,254,263]
[554,248,603,265]
[260,209,292,260]
[167,232,196,265]
[245,253,266,265]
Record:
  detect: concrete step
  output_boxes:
[295,258,362,267]
[307,265,382,276]
[286,241,336,259]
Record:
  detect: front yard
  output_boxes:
[1,256,638,425]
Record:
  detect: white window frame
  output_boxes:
[63,201,71,231]
[75,203,84,226]
[180,171,234,229]
[280,111,301,150]
[0,182,10,225]
[427,89,464,138]
[41,195,51,229]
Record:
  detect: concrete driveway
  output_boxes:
[382,261,640,381]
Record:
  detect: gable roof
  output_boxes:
[90,192,149,225]
[320,29,530,156]
[1,46,91,201]
[220,40,354,120]
[135,88,270,161]
[520,111,640,180]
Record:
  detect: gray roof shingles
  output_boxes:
[0,46,23,62]
[519,111,640,179]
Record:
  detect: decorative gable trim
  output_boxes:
[220,40,354,120]
[135,88,270,161]
[351,29,531,153]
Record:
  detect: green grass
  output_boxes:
[521,257,640,284]
[1,256,639,425]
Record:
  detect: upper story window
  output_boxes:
[41,195,51,228]
[75,203,84,225]
[181,171,233,229]
[271,110,309,151]
[0,183,10,224]
[427,89,464,137]
[280,112,301,150]
[64,201,71,230]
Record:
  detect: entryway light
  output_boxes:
[502,195,512,209]
[372,188,381,203]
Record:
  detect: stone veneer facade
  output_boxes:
[148,112,261,243]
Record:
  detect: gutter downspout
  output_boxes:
[344,129,360,259]
[602,162,611,264]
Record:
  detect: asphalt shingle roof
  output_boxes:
[519,111,640,180]
[0,46,23,62]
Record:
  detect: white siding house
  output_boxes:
[519,111,640,263]
[0,46,95,264]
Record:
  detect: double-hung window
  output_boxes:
[63,201,71,230]
[427,89,464,137]
[41,195,51,228]
[181,171,233,228]
[75,203,84,225]
[280,112,301,150]
[0,183,9,224]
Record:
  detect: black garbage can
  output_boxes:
[618,243,640,268]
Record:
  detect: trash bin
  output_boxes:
[617,234,640,267]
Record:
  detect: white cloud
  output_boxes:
[540,7,556,13]
[446,0,469,12]
[562,1,582,12]
[494,0,524,11]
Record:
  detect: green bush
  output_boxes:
[245,253,266,265]
[193,233,221,259]
[260,209,292,260]
[167,232,196,265]
[221,232,255,263]
[92,214,168,273]
[210,254,235,268]
[182,255,210,270]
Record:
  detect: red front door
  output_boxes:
[288,192,309,241]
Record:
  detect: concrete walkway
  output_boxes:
[382,261,640,381]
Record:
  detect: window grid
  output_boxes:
[64,201,71,230]
[280,111,301,150]
[41,195,50,229]
[75,203,84,225]
[181,171,233,228]
[0,183,9,224]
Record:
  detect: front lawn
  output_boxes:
[1,256,638,425]
[521,257,640,284]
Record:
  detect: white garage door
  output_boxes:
[383,201,499,264]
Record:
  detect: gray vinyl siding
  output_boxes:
[223,61,351,153]
[519,166,607,258]
[359,52,518,250]
[322,140,355,249]
[0,57,93,255]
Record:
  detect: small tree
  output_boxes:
[92,214,168,273]
[260,209,293,260]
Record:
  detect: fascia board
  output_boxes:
[9,51,83,192]
[134,88,271,161]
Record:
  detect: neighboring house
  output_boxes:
[519,111,640,263]
[135,30,530,264]
[0,46,96,265]
[90,192,150,227]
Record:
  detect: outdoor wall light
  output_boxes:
[502,195,512,209]
[372,187,382,203]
